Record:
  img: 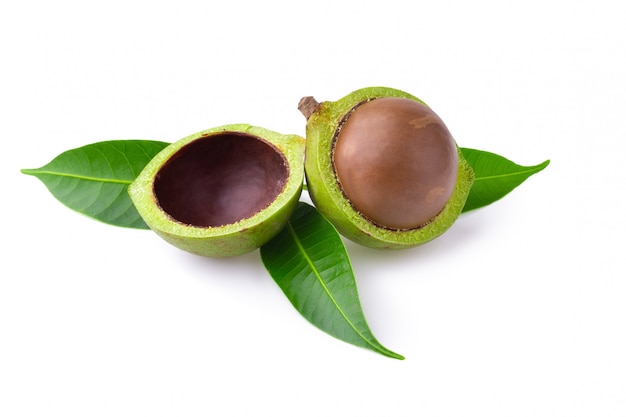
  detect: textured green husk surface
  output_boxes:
[129,124,305,257]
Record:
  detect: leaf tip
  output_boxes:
[375,345,405,360]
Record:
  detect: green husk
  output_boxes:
[129,124,305,257]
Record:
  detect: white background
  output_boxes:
[2,1,625,416]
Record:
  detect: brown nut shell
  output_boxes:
[333,97,458,230]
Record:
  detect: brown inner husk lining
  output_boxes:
[153,132,289,227]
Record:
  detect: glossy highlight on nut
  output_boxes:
[154,132,289,227]
[333,97,458,230]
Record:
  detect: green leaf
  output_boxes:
[22,140,169,229]
[460,148,550,212]
[261,202,404,360]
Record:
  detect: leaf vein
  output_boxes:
[286,221,386,355]
[474,166,545,182]
[23,170,133,185]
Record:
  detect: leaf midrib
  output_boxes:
[21,169,133,185]
[286,221,400,358]
[473,161,549,182]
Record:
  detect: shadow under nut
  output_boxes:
[333,97,458,230]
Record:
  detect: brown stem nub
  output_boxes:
[298,96,321,120]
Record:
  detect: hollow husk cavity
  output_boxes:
[129,124,305,257]
[302,87,474,249]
